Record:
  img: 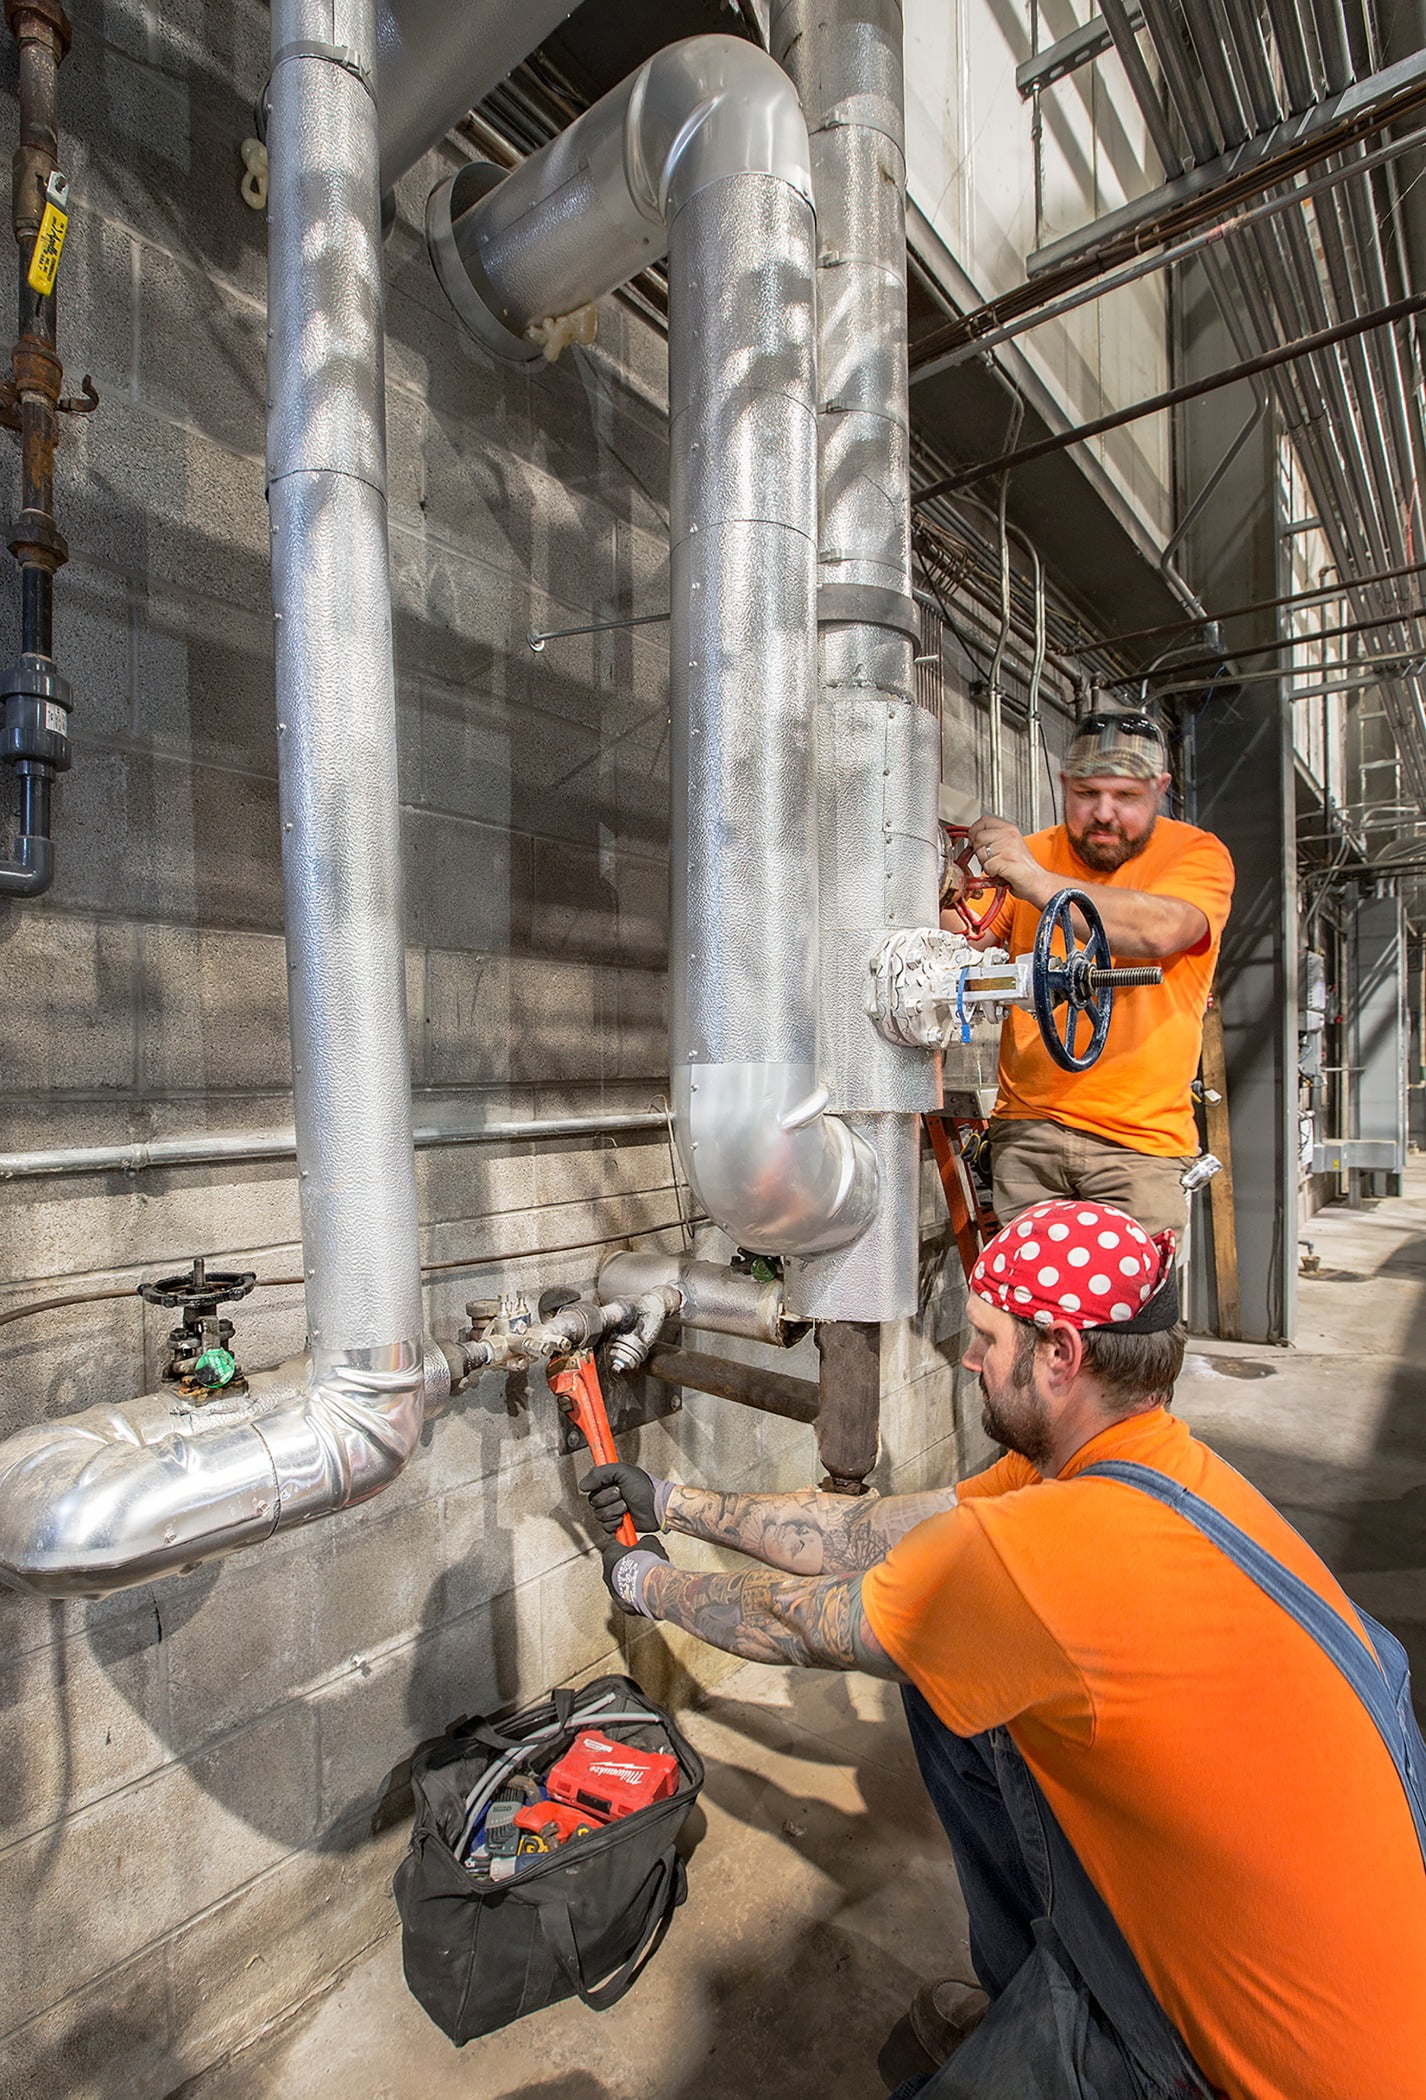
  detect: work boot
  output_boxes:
[908,1979,990,2066]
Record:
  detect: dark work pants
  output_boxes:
[892,1688,1214,2100]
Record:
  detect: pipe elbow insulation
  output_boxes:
[675,1066,879,1258]
[425,35,811,362]
[0,1345,449,1599]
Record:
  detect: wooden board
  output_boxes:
[1199,995,1240,1341]
[925,1115,986,1283]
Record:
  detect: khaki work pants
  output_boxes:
[989,1118,1193,1239]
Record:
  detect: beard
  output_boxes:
[978,1366,1055,1473]
[1069,812,1157,872]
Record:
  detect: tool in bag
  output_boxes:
[394,1674,704,2043]
[546,1731,680,1820]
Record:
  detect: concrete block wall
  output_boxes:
[0,7,987,2093]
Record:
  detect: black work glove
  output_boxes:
[579,1461,667,1536]
[600,1536,670,1616]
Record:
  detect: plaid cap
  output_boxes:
[1064,711,1167,781]
[970,1200,1178,1331]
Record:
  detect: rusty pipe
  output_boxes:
[0,0,72,900]
[642,1343,821,1425]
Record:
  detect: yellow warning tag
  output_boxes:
[27,199,68,297]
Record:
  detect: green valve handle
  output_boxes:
[193,1346,237,1390]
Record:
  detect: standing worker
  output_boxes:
[581,1199,1426,2100]
[961,709,1234,1237]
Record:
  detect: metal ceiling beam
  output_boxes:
[913,293,1426,503]
[1015,13,1139,98]
[1025,43,1426,278]
[910,122,1426,386]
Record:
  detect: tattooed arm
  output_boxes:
[639,1559,904,1677]
[661,1483,959,1576]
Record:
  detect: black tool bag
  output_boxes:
[394,1674,703,2044]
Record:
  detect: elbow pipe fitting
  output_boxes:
[676,1064,880,1259]
[0,826,54,896]
[426,36,812,363]
[0,1343,450,1599]
[604,1286,683,1377]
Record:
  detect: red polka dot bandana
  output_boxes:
[970,1201,1177,1331]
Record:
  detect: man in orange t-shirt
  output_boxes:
[962,709,1234,1238]
[585,1201,1426,2100]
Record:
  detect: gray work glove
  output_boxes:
[600,1537,669,1616]
[579,1461,669,1536]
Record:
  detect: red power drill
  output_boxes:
[547,1349,637,1548]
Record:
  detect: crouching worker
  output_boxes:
[582,1200,1426,2100]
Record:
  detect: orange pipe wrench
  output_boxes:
[547,1349,637,1548]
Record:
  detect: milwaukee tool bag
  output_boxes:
[394,1674,703,2043]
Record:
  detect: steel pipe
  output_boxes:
[427,37,880,1270]
[0,0,447,1599]
[0,1109,670,1182]
[642,1343,820,1425]
[597,1250,803,1350]
[914,293,1426,501]
[0,0,72,899]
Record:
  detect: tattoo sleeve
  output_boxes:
[640,1563,903,1677]
[662,1484,959,1575]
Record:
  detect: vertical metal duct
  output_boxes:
[0,0,449,1598]
[374,0,578,195]
[427,36,880,1264]
[268,0,423,1395]
[770,0,940,1325]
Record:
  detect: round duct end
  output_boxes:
[426,162,545,368]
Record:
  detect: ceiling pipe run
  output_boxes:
[426,36,880,1272]
[0,0,455,1599]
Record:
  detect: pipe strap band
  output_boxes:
[268,41,376,103]
[816,583,920,643]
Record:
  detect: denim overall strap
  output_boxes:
[986,1724,1216,2099]
[1081,1460,1426,1870]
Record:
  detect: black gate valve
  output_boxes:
[138,1255,256,1393]
[1031,887,1164,1073]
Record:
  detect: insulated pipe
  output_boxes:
[597,1250,802,1350]
[373,0,576,195]
[769,0,940,1326]
[0,0,446,1599]
[427,37,880,1267]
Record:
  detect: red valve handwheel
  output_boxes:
[940,824,1008,938]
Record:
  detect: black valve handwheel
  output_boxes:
[1030,888,1164,1071]
[137,1254,257,1313]
[1032,887,1115,1073]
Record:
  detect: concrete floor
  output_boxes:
[183,1177,1426,2100]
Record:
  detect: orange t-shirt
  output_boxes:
[861,1409,1426,2100]
[988,817,1234,1155]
